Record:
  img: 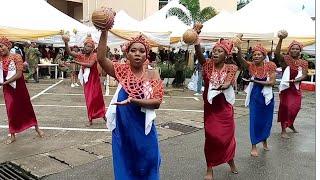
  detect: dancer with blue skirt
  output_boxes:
[236,44,276,157]
[97,27,163,179]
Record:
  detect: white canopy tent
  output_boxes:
[278,0,315,18]
[0,0,92,33]
[98,10,172,47]
[200,10,274,40]
[0,0,171,47]
[139,0,191,32]
[302,43,315,56]
[139,0,191,44]
[112,10,141,31]
[165,16,191,38]
[234,0,315,38]
[200,0,315,40]
[197,0,315,51]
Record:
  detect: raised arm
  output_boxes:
[274,31,287,68]
[194,43,206,66]
[97,30,115,78]
[193,23,206,66]
[62,35,78,58]
[235,46,250,69]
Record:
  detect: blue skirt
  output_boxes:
[249,81,274,145]
[112,88,161,180]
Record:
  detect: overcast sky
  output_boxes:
[238,0,315,17]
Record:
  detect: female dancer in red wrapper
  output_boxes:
[274,30,308,139]
[193,25,238,180]
[63,35,106,126]
[0,37,44,144]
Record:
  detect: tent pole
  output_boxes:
[166,46,170,87]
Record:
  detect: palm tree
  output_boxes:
[237,0,251,10]
[166,0,218,75]
[166,0,218,25]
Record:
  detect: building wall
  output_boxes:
[145,0,159,18]
[82,0,159,22]
[48,0,236,24]
[73,4,83,21]
[47,0,68,14]
[47,0,83,21]
[199,0,237,12]
[105,0,144,20]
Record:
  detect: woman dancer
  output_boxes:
[62,35,106,126]
[193,25,238,180]
[274,30,308,138]
[236,44,276,156]
[0,37,44,144]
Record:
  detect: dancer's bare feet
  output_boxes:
[289,125,298,133]
[204,167,213,180]
[35,126,44,138]
[4,134,16,145]
[263,140,269,151]
[86,122,93,127]
[281,131,290,139]
[250,145,259,157]
[227,159,238,174]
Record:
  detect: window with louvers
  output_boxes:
[159,0,168,9]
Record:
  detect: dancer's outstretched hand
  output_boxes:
[242,78,251,82]
[112,97,133,106]
[211,85,222,91]
[62,34,70,43]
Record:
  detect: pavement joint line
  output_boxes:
[0,125,109,132]
[46,154,73,168]
[37,92,251,101]
[30,80,64,101]
[41,92,207,99]
[43,92,114,97]
[77,147,100,157]
[158,108,203,112]
[0,104,204,112]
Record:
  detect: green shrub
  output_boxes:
[158,63,176,79]
[157,63,194,79]
[184,67,194,78]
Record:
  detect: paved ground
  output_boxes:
[0,79,315,180]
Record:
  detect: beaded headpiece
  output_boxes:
[123,35,150,56]
[0,37,12,49]
[252,44,267,56]
[288,40,303,52]
[213,38,233,55]
[83,36,95,48]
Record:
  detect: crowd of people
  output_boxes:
[0,20,312,180]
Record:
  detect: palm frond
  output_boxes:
[199,6,218,23]
[180,0,200,22]
[167,7,192,25]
